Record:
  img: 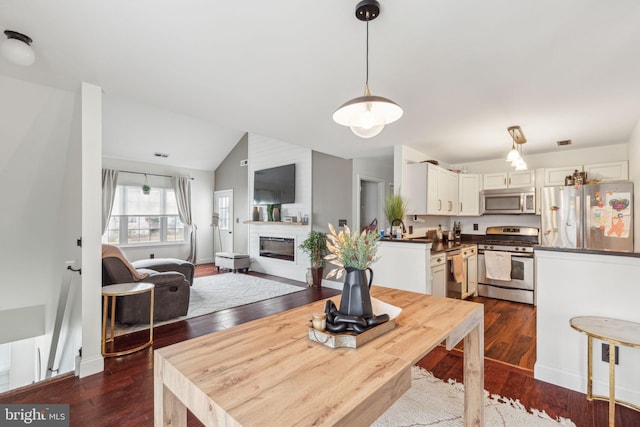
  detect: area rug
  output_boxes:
[373,366,576,426]
[114,274,305,336]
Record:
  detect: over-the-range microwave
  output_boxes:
[480,187,536,215]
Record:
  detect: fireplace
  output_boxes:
[259,236,295,261]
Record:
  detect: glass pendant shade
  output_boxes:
[506,145,521,162]
[333,93,403,139]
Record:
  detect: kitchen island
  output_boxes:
[535,247,640,409]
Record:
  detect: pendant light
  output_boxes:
[1,30,35,66]
[333,0,403,138]
[506,126,527,170]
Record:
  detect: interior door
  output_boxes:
[213,190,234,254]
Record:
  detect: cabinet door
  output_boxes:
[458,174,480,216]
[483,172,508,190]
[430,255,446,297]
[405,163,427,215]
[584,161,628,182]
[466,253,478,297]
[544,166,581,186]
[445,170,459,215]
[427,164,441,214]
[508,170,535,188]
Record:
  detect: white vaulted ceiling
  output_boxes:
[1,0,640,170]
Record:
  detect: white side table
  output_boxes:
[570,316,640,426]
[102,282,155,357]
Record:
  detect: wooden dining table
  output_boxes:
[154,286,484,426]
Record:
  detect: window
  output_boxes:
[102,185,186,245]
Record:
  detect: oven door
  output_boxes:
[478,252,534,290]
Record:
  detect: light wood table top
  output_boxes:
[570,316,640,348]
[154,286,485,427]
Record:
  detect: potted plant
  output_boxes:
[384,192,407,237]
[299,230,328,287]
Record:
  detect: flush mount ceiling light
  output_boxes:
[333,0,403,138]
[506,125,528,170]
[1,30,35,66]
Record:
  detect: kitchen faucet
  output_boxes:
[390,218,407,235]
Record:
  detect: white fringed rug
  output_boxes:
[373,366,577,426]
[114,274,305,336]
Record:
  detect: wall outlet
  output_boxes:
[150,253,155,259]
[338,219,347,226]
[473,223,479,231]
[602,343,619,364]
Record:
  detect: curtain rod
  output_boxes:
[119,170,194,180]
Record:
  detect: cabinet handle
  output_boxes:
[504,177,506,185]
[438,200,442,210]
[509,177,512,185]
[460,202,462,211]
[448,201,452,211]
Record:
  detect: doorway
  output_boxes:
[357,176,386,232]
[213,189,234,254]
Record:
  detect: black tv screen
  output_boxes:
[253,164,296,205]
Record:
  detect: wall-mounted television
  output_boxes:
[253,163,296,205]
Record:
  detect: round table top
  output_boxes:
[102,282,155,297]
[570,316,640,348]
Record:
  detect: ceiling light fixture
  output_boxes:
[333,0,403,138]
[1,30,35,66]
[506,125,528,170]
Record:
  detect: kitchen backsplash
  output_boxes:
[404,214,541,237]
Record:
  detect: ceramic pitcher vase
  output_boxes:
[339,267,374,318]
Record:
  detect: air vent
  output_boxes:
[154,152,169,158]
[556,140,572,147]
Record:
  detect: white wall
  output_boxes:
[535,250,640,406]
[0,75,80,388]
[101,158,215,264]
[247,134,311,282]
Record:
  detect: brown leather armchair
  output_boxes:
[102,245,191,324]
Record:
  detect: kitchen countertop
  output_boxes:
[534,245,640,258]
[379,237,476,254]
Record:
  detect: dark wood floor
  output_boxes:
[1,266,638,426]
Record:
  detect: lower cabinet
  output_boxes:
[430,253,447,297]
[463,247,478,299]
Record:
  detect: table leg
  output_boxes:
[101,295,108,356]
[464,322,484,427]
[154,354,187,427]
[587,335,593,400]
[110,295,116,342]
[608,340,616,427]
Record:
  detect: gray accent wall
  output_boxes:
[215,133,249,254]
[312,151,352,233]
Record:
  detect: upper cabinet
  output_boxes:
[458,174,481,216]
[405,162,458,216]
[584,161,628,182]
[543,161,628,186]
[483,170,535,190]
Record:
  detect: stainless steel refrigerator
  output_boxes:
[541,182,634,252]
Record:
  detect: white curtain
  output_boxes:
[102,169,119,234]
[172,175,196,263]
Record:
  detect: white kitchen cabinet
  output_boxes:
[463,246,478,299]
[430,253,447,297]
[405,162,458,216]
[458,174,480,216]
[544,166,582,186]
[483,170,535,190]
[375,240,433,294]
[584,161,628,182]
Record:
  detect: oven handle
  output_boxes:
[478,250,534,258]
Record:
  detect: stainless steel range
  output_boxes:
[477,226,539,305]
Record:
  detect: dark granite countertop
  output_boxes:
[534,245,640,258]
[430,241,477,254]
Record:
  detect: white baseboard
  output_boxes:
[78,354,104,378]
[535,362,640,407]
